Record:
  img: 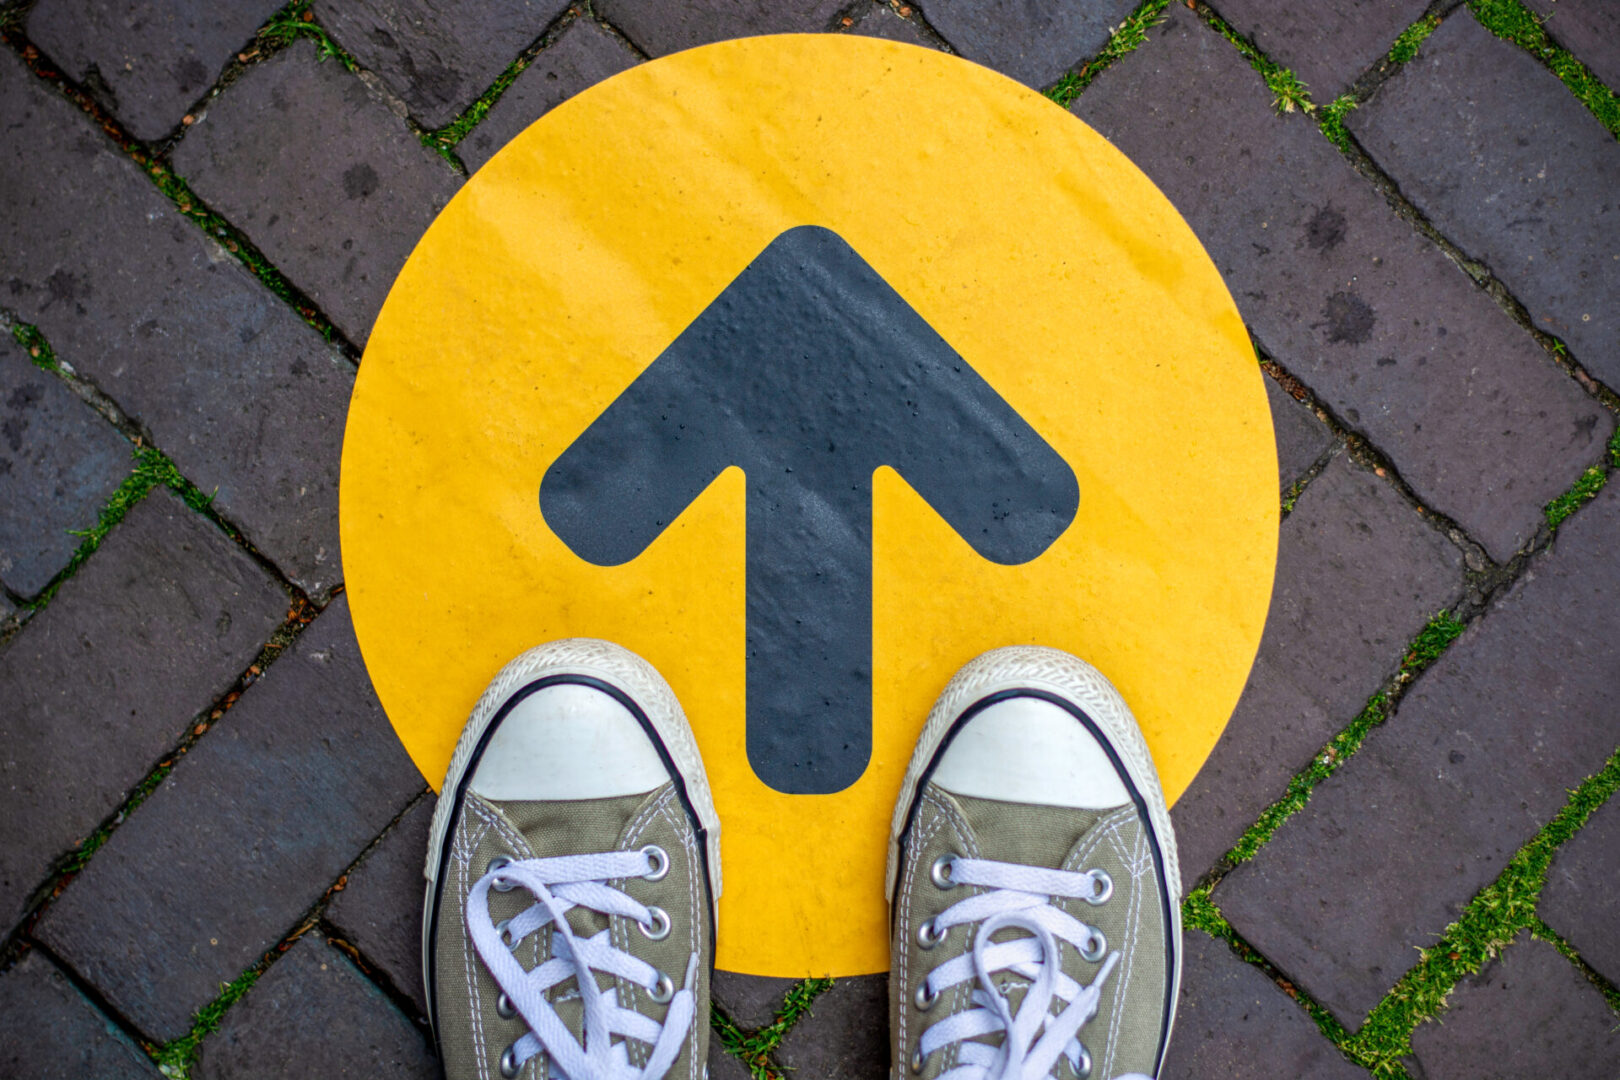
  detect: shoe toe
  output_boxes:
[468,683,670,800]
[930,695,1130,810]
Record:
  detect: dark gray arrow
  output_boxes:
[540,226,1077,794]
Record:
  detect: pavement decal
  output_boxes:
[341,34,1278,976]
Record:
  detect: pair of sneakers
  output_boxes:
[423,640,1181,1080]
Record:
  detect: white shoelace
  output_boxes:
[914,856,1152,1080]
[467,849,697,1080]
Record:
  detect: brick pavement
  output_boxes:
[0,1,1615,1077]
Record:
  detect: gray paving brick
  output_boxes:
[1540,794,1620,986]
[1163,931,1364,1080]
[1076,6,1613,562]
[173,40,460,347]
[774,974,887,1079]
[1213,0,1431,100]
[592,0,847,57]
[1350,14,1620,392]
[0,336,129,599]
[0,53,352,596]
[708,1042,754,1080]
[26,0,283,142]
[36,595,424,1041]
[919,0,1138,88]
[0,950,161,1080]
[457,19,639,174]
[1172,455,1462,886]
[0,490,283,933]
[1218,481,1620,1027]
[315,0,571,130]
[194,935,437,1079]
[1266,376,1333,491]
[1408,931,1620,1080]
[1526,0,1620,91]
[853,3,934,47]
[711,971,798,1030]
[324,794,434,1020]
[1,589,15,620]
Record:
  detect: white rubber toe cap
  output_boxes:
[467,683,670,800]
[930,695,1131,809]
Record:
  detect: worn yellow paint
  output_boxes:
[342,35,1276,977]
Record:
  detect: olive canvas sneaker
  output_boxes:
[423,639,721,1080]
[887,646,1181,1080]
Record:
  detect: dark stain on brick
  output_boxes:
[342,163,380,200]
[7,383,42,412]
[3,414,28,451]
[175,55,209,94]
[1305,204,1348,252]
[1322,291,1376,345]
[43,269,86,309]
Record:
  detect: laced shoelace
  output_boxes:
[467,847,697,1080]
[911,856,1152,1080]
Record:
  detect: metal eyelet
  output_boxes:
[1079,926,1107,963]
[496,917,519,950]
[488,855,516,892]
[642,844,670,882]
[1084,869,1113,906]
[496,992,517,1020]
[930,854,958,890]
[1072,1041,1093,1080]
[500,1043,521,1078]
[638,906,671,941]
[648,970,675,1004]
[909,1044,927,1074]
[914,980,939,1011]
[917,918,946,950]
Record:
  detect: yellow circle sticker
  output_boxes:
[342,35,1276,977]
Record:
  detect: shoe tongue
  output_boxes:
[946,790,1106,870]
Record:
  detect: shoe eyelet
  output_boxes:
[642,844,670,882]
[487,855,516,892]
[648,970,675,1004]
[496,917,519,950]
[638,906,671,941]
[496,992,517,1020]
[1079,926,1107,963]
[909,1044,927,1074]
[914,980,939,1011]
[1084,869,1113,906]
[917,918,946,950]
[930,854,959,890]
[1073,1041,1093,1080]
[500,1043,521,1078]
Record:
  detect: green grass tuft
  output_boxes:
[1318,94,1358,151]
[9,322,62,373]
[1466,0,1620,138]
[422,49,534,162]
[29,445,216,610]
[710,976,835,1079]
[1545,464,1607,531]
[1196,7,1315,114]
[256,0,357,70]
[1388,13,1441,65]
[1045,0,1170,107]
[150,967,263,1076]
[1224,609,1464,865]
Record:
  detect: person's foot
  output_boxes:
[887,646,1181,1080]
[423,639,720,1080]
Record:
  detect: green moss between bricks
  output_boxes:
[1544,428,1620,531]
[1044,0,1170,108]
[256,0,356,71]
[149,965,263,1077]
[9,322,61,373]
[711,976,834,1079]
[1387,13,1441,65]
[1194,5,1313,114]
[1467,0,1620,139]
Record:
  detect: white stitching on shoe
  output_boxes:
[458,813,495,1080]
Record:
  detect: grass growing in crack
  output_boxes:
[1318,94,1358,150]
[1544,429,1619,531]
[1044,0,1169,107]
[1467,0,1620,138]
[57,760,177,875]
[256,0,357,70]
[422,50,532,162]
[1224,611,1465,866]
[149,966,263,1076]
[9,322,61,373]
[1196,6,1314,114]
[1387,13,1441,65]
[29,446,216,610]
[1341,747,1620,1074]
[710,976,835,1079]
